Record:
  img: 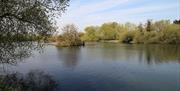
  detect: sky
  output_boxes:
[57,0,180,31]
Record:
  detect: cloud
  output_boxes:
[57,0,179,31]
[69,0,131,16]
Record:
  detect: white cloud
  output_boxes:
[57,0,179,32]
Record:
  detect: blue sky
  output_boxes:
[57,0,180,31]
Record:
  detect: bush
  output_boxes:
[56,24,84,47]
[119,31,136,43]
[134,31,144,43]
[134,22,180,44]
[81,20,180,44]
[158,24,180,44]
[81,26,99,41]
[142,31,158,44]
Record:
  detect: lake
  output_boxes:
[0,43,180,91]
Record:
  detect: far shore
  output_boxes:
[46,40,179,47]
[46,40,119,46]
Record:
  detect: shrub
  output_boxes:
[56,24,84,47]
[158,24,180,44]
[119,31,136,43]
[81,26,99,41]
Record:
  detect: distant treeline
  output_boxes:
[5,19,179,46]
[81,19,180,44]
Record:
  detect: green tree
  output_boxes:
[99,22,119,40]
[57,24,83,47]
[153,20,170,32]
[80,20,180,44]
[146,20,152,32]
[173,19,180,24]
[0,0,69,42]
[0,0,70,63]
[137,23,144,32]
[81,26,99,41]
[124,22,137,31]
[119,31,136,43]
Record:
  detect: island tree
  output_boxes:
[57,24,83,47]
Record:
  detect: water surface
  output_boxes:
[0,43,180,91]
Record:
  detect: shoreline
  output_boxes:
[46,40,180,46]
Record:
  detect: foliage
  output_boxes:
[82,22,124,41]
[157,24,180,44]
[143,31,159,44]
[0,42,43,64]
[82,19,180,44]
[0,0,69,42]
[57,24,84,47]
[146,20,153,32]
[119,31,136,43]
[0,70,57,91]
[134,22,180,44]
[137,23,144,32]
[152,20,171,32]
[81,26,99,41]
[99,22,122,40]
[173,19,180,24]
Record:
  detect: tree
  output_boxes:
[173,19,180,24]
[124,22,137,31]
[0,0,69,42]
[138,23,143,32]
[153,20,170,32]
[146,20,152,32]
[57,24,83,47]
[81,26,99,41]
[99,22,119,40]
[0,0,70,63]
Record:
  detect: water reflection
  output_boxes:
[0,43,179,91]
[142,44,180,64]
[0,42,43,65]
[57,47,81,68]
[0,42,43,73]
[0,70,58,91]
[86,43,180,64]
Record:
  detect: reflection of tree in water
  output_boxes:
[0,42,43,73]
[58,47,81,68]
[0,42,43,65]
[142,45,180,64]
[0,70,58,91]
[0,42,58,91]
